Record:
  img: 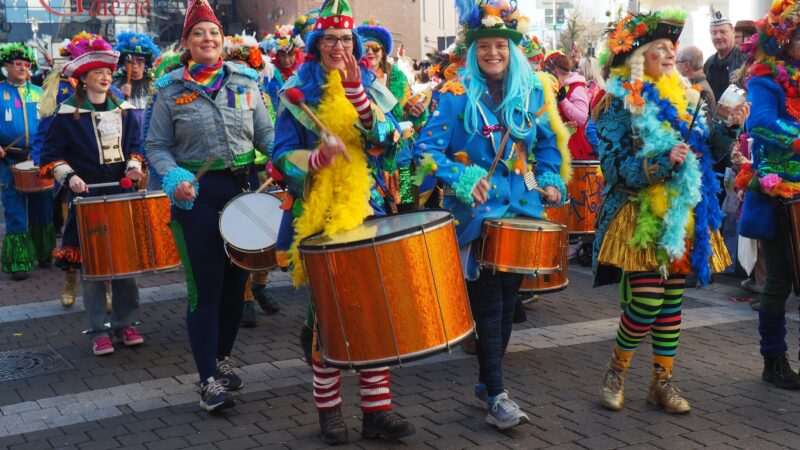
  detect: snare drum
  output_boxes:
[568,160,604,235]
[74,191,180,279]
[299,210,474,369]
[520,202,570,294]
[219,192,283,271]
[785,197,800,293]
[12,160,54,193]
[480,217,567,275]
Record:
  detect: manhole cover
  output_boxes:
[0,346,74,382]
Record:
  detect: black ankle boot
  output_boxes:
[763,353,800,389]
[319,408,348,445]
[362,410,415,440]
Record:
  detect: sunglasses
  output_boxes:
[11,60,32,69]
[365,44,383,53]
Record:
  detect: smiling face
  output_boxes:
[3,59,31,84]
[710,24,734,55]
[317,29,354,72]
[476,37,510,81]
[83,67,113,96]
[363,40,383,71]
[182,22,223,65]
[643,39,676,79]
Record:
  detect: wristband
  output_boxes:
[64,172,78,185]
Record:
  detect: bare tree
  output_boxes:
[556,4,606,57]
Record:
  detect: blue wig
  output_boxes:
[460,38,534,139]
[294,29,374,105]
[114,31,161,67]
[355,24,393,54]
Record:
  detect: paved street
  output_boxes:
[1,245,800,450]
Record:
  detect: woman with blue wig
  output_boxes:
[414,0,571,429]
[272,0,414,444]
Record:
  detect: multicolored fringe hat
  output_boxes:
[60,34,119,79]
[356,20,393,54]
[0,42,38,72]
[600,7,687,68]
[223,34,265,71]
[113,31,161,68]
[153,50,183,79]
[294,10,320,40]
[521,34,544,62]
[454,0,530,47]
[304,0,364,60]
[182,0,221,38]
[750,0,800,57]
[261,24,306,54]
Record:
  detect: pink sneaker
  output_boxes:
[121,327,144,346]
[93,336,114,356]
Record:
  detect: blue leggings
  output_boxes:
[171,171,248,381]
[467,270,523,397]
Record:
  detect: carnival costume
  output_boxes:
[544,51,593,160]
[0,42,56,280]
[414,0,569,429]
[112,31,160,111]
[357,20,432,211]
[593,8,734,413]
[144,0,274,412]
[38,35,145,355]
[521,34,545,70]
[737,0,800,389]
[221,33,281,324]
[261,23,306,108]
[272,0,415,444]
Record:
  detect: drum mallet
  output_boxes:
[285,87,351,162]
[85,178,134,191]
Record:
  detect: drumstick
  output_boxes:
[190,158,216,185]
[485,126,513,182]
[125,62,132,100]
[254,178,274,194]
[2,134,26,153]
[285,87,351,162]
[684,96,704,143]
[85,178,133,190]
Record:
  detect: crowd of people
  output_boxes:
[2,0,800,445]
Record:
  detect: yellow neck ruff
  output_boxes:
[290,70,375,286]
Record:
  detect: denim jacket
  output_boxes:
[144,62,274,179]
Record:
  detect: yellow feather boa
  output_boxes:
[536,72,573,183]
[289,70,375,286]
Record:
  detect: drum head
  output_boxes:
[300,210,452,250]
[14,160,36,170]
[220,193,283,250]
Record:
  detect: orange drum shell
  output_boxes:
[302,220,473,369]
[567,161,604,235]
[480,220,566,274]
[226,244,278,271]
[521,202,570,293]
[75,194,180,279]
[12,164,54,193]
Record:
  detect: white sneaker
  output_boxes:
[486,392,530,429]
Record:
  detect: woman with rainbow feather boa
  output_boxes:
[737,0,800,390]
[593,7,746,413]
[414,0,570,430]
[272,0,415,444]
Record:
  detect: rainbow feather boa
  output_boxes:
[289,70,374,286]
[606,72,722,285]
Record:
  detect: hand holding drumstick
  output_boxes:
[285,87,350,165]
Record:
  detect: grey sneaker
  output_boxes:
[486,392,529,429]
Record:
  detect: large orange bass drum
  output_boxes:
[299,210,474,369]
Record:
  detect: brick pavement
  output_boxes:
[1,263,800,449]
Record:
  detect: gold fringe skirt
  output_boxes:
[597,201,731,274]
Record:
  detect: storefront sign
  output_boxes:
[39,0,152,18]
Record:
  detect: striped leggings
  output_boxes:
[613,272,685,374]
[312,362,392,413]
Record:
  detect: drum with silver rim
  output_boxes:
[219,192,283,271]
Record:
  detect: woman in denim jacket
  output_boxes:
[143,0,273,413]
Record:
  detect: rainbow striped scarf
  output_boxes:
[185,59,225,94]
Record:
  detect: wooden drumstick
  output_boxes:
[285,87,351,162]
[485,126,513,182]
[190,158,216,185]
[125,62,132,99]
[255,178,274,194]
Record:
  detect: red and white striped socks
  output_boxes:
[312,362,392,412]
[359,367,392,412]
[342,80,374,130]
